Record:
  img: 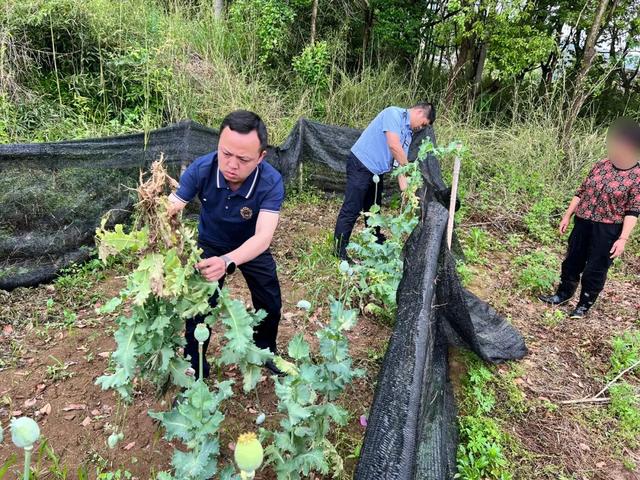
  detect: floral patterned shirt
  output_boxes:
[575,158,640,224]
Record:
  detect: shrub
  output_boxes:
[292,41,330,87]
[512,249,559,295]
[523,197,559,245]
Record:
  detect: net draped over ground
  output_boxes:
[0,119,527,479]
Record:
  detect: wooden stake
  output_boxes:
[447,156,461,249]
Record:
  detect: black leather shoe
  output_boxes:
[539,293,572,305]
[569,304,591,319]
[264,359,285,377]
[539,280,579,305]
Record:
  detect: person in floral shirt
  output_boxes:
[540,118,640,318]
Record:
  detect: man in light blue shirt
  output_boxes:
[334,103,436,260]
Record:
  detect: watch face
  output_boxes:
[226,262,236,275]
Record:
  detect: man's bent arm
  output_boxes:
[385,132,409,191]
[385,132,408,166]
[225,211,280,265]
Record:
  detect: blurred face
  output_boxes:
[218,127,265,186]
[409,108,431,131]
[607,134,639,167]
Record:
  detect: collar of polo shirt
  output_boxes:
[403,109,410,128]
[216,164,260,199]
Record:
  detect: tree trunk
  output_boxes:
[214,0,224,18]
[562,0,610,146]
[538,21,564,95]
[361,1,373,71]
[472,42,487,96]
[310,0,318,44]
[444,28,475,109]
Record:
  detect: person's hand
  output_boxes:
[559,215,571,235]
[196,256,226,282]
[610,237,627,259]
[167,193,186,217]
[397,174,408,192]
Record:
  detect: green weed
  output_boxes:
[462,227,491,265]
[542,308,566,328]
[524,198,559,245]
[456,354,513,480]
[512,249,559,295]
[456,260,475,287]
[46,355,74,382]
[608,382,640,447]
[290,232,339,303]
[610,331,640,378]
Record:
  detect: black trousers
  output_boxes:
[334,153,385,258]
[560,217,622,305]
[184,242,282,377]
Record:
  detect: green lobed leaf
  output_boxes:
[287,334,310,361]
[96,223,149,262]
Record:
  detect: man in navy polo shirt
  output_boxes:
[168,110,285,378]
[333,102,436,261]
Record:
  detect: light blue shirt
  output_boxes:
[351,106,412,175]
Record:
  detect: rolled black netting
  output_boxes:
[0,118,526,478]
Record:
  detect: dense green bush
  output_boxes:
[512,249,560,295]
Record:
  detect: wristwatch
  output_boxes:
[221,255,236,275]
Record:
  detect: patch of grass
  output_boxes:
[365,343,387,368]
[609,330,640,378]
[290,231,339,303]
[55,257,106,291]
[505,233,524,251]
[456,260,475,287]
[523,198,559,245]
[593,331,640,458]
[45,355,74,382]
[608,382,640,447]
[284,182,325,207]
[493,364,529,418]
[542,308,566,328]
[461,227,491,265]
[456,354,513,480]
[97,471,133,480]
[512,249,559,295]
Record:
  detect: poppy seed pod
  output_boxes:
[194,323,210,343]
[10,417,40,449]
[234,432,264,474]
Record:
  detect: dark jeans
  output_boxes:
[334,153,385,258]
[560,217,622,305]
[184,242,282,377]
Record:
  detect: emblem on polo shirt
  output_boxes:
[240,207,253,220]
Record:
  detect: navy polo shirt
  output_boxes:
[174,152,285,249]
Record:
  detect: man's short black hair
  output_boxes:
[413,102,436,125]
[609,117,640,150]
[220,110,268,150]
